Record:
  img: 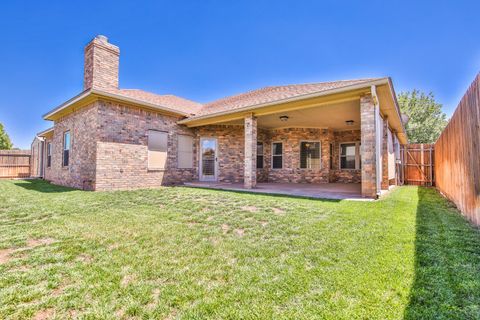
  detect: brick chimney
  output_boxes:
[83,35,120,90]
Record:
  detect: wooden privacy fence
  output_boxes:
[0,150,31,178]
[435,73,480,225]
[400,144,435,186]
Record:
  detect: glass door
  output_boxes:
[200,138,217,181]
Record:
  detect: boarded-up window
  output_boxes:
[300,141,321,169]
[177,134,193,169]
[148,130,168,170]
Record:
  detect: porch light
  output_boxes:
[279,115,289,122]
[345,120,355,126]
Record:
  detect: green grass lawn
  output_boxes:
[0,180,479,319]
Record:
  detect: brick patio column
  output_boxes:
[244,114,257,189]
[360,94,377,198]
[381,117,389,190]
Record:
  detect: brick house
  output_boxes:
[34,35,407,198]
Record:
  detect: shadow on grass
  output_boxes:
[404,187,480,319]
[12,179,76,193]
[180,186,342,203]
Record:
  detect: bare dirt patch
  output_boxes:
[234,229,245,237]
[75,253,93,263]
[51,282,68,297]
[221,224,230,234]
[273,208,285,214]
[242,206,258,212]
[27,238,56,248]
[0,238,56,265]
[33,308,54,320]
[108,243,119,251]
[147,288,161,310]
[165,309,178,320]
[0,248,15,265]
[121,274,136,287]
[8,265,31,272]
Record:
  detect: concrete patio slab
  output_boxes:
[183,182,370,201]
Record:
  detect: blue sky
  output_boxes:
[0,1,479,149]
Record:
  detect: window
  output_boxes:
[329,143,333,170]
[272,142,283,169]
[148,130,168,170]
[300,141,321,169]
[340,142,360,170]
[62,131,70,167]
[46,142,52,168]
[177,134,193,169]
[257,142,264,169]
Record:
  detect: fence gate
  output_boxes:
[400,144,435,186]
[0,150,31,179]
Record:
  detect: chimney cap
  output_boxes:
[95,35,109,42]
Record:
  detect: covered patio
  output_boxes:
[184,181,365,200]
[180,78,407,199]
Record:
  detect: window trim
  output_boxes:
[256,141,264,169]
[147,129,168,171]
[62,131,70,167]
[271,141,283,170]
[299,140,322,170]
[339,141,361,170]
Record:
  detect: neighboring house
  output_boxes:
[34,35,407,198]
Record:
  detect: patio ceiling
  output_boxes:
[221,99,361,130]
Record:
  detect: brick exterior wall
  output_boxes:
[44,104,98,190]
[194,126,361,185]
[195,125,244,183]
[266,128,331,183]
[84,36,120,90]
[360,94,377,197]
[330,130,362,184]
[94,100,197,190]
[42,98,382,193]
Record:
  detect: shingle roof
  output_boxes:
[45,78,383,121]
[194,78,380,117]
[101,88,203,115]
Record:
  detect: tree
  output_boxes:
[0,122,13,149]
[397,90,448,143]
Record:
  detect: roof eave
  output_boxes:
[36,127,54,137]
[386,77,408,144]
[43,89,191,121]
[179,78,390,124]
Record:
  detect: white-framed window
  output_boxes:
[340,142,361,170]
[177,134,193,169]
[148,130,168,170]
[46,142,52,168]
[272,142,283,169]
[257,142,264,169]
[300,141,321,169]
[62,131,70,167]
